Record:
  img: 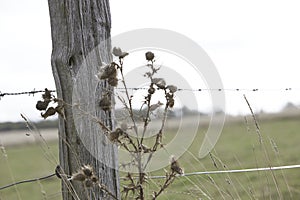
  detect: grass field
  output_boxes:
[0,115,300,199]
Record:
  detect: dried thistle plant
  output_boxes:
[97,47,182,199]
[66,165,117,199]
[68,165,98,187]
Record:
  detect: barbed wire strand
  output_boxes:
[0,87,298,100]
[0,173,56,190]
[1,164,299,190]
[0,89,56,99]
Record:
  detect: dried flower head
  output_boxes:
[148,87,155,94]
[112,47,122,57]
[91,176,98,183]
[108,77,118,87]
[170,156,183,175]
[82,165,94,177]
[112,47,129,58]
[145,51,155,61]
[99,94,111,111]
[152,78,166,89]
[97,63,117,80]
[109,128,123,142]
[69,164,98,188]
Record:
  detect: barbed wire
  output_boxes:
[0,173,56,190]
[0,87,298,100]
[119,87,297,92]
[1,164,299,190]
[0,89,56,100]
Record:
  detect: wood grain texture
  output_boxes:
[47,0,119,199]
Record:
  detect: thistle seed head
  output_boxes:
[82,165,93,177]
[145,51,155,61]
[170,156,183,175]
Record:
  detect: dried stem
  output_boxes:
[152,89,169,151]
[152,171,177,199]
[98,183,118,200]
[118,59,140,147]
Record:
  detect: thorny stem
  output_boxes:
[98,183,118,200]
[152,171,177,199]
[118,58,147,200]
[152,89,169,151]
[140,84,153,145]
[140,60,155,145]
[118,58,140,147]
[138,152,145,200]
[143,89,169,171]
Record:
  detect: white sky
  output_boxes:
[0,0,300,122]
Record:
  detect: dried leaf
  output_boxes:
[167,85,177,93]
[99,95,111,111]
[41,107,56,119]
[36,100,50,111]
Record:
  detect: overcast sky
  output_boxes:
[0,0,300,122]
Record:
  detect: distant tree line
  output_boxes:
[0,119,58,132]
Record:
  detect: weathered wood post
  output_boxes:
[47,0,119,199]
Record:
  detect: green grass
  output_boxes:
[0,142,61,200]
[1,116,300,199]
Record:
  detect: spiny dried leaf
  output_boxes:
[149,101,164,111]
[97,63,117,80]
[108,77,118,87]
[85,179,93,187]
[36,100,50,111]
[168,98,175,108]
[167,85,177,93]
[152,78,166,89]
[109,128,123,142]
[42,88,52,100]
[55,105,65,119]
[71,172,86,182]
[99,95,111,111]
[41,107,56,119]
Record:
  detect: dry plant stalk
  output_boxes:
[107,48,181,199]
[36,47,182,200]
